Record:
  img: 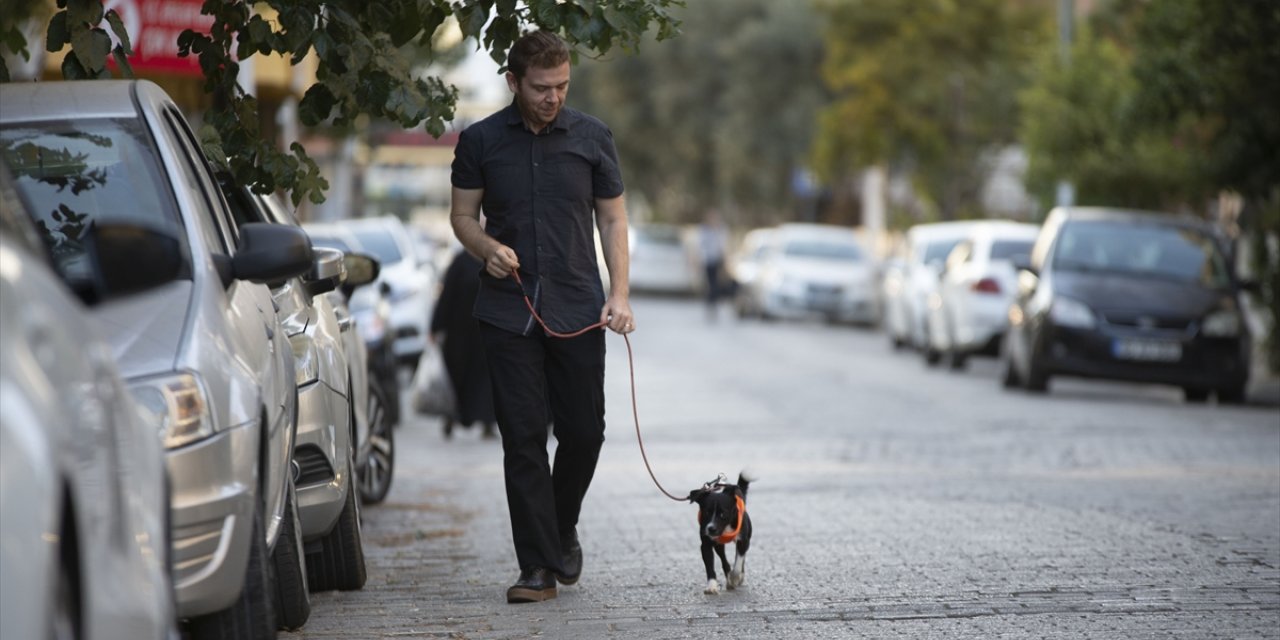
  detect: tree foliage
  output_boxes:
[813,0,1049,222]
[1017,32,1198,211]
[572,0,825,227]
[2,0,682,205]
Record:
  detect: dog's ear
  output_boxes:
[686,488,706,504]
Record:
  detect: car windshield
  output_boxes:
[783,240,862,261]
[1053,220,1230,287]
[990,239,1034,262]
[921,238,962,264]
[0,118,189,290]
[636,227,682,246]
[350,228,404,266]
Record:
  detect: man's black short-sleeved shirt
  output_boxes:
[451,101,625,335]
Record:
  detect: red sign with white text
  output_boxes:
[106,0,211,76]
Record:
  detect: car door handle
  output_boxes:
[338,315,353,332]
[264,323,274,340]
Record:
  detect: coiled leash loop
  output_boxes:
[511,268,686,502]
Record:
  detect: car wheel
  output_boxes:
[51,520,79,640]
[1183,387,1211,403]
[1217,385,1247,405]
[271,476,310,630]
[1024,355,1049,393]
[359,384,396,505]
[306,454,367,592]
[186,503,275,640]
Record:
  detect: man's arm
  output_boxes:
[450,186,519,279]
[595,194,635,334]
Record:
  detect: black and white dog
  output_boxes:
[687,472,753,594]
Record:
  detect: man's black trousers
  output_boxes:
[478,321,606,573]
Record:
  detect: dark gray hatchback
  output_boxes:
[1001,207,1253,403]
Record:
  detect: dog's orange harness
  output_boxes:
[697,494,746,545]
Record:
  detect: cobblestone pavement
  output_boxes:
[286,298,1280,639]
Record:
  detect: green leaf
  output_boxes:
[47,12,70,52]
[66,0,103,27]
[298,84,337,126]
[0,59,9,83]
[112,45,134,78]
[71,26,111,74]
[60,52,87,79]
[104,9,131,55]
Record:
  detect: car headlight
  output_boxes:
[131,373,214,450]
[292,337,320,385]
[1049,296,1096,329]
[1202,309,1241,337]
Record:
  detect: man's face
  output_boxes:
[507,62,570,131]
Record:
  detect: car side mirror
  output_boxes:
[230,222,313,286]
[304,247,346,297]
[344,252,380,287]
[84,222,185,302]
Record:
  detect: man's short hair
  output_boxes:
[507,30,570,80]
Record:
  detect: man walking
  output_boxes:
[449,30,635,604]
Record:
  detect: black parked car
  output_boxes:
[1001,207,1253,403]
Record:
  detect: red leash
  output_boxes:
[511,269,686,502]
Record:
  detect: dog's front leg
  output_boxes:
[700,539,720,594]
[714,544,733,588]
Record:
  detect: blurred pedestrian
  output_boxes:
[697,208,730,320]
[429,248,496,440]
[449,30,635,604]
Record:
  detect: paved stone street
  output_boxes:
[286,297,1280,639]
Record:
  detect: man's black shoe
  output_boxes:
[506,567,557,603]
[556,531,582,585]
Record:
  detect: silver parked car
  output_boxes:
[0,80,312,639]
[0,169,179,640]
[219,176,373,587]
[333,216,437,365]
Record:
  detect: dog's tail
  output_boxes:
[736,470,756,501]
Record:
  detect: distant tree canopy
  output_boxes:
[0,0,683,205]
[572,0,824,228]
[812,0,1049,222]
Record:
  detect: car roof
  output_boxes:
[0,80,144,123]
[1050,206,1209,230]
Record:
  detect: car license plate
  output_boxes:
[1112,338,1182,362]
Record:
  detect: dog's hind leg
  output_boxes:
[728,538,749,589]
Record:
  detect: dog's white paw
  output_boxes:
[704,579,720,595]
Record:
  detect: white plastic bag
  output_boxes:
[411,342,455,417]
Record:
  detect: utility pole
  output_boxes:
[1055,0,1076,209]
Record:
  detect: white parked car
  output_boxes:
[922,221,1040,368]
[1,80,312,639]
[730,227,776,318]
[333,216,437,365]
[628,223,698,295]
[742,223,879,325]
[883,221,986,349]
[0,170,178,640]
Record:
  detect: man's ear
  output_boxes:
[505,71,519,94]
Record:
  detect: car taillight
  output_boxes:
[971,278,1001,294]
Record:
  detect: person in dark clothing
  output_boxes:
[430,248,496,439]
[449,30,635,604]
